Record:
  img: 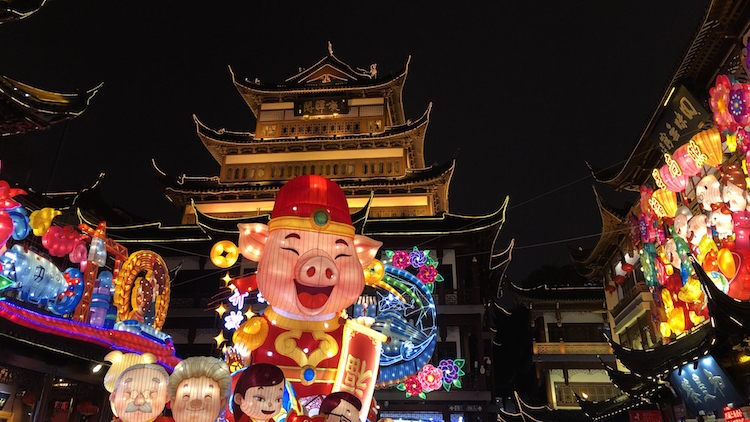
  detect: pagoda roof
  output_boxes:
[588,0,750,191]
[154,157,453,209]
[0,75,102,136]
[497,409,524,422]
[515,392,593,422]
[231,48,410,114]
[577,394,648,422]
[606,322,714,379]
[569,187,629,279]
[598,360,665,399]
[0,0,46,23]
[691,256,750,339]
[194,103,430,168]
[510,282,606,307]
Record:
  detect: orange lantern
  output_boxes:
[691,128,723,167]
[717,248,738,279]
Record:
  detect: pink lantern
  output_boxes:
[672,144,701,177]
[659,164,689,192]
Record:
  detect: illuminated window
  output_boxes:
[302,166,307,175]
[295,166,300,176]
[278,167,284,178]
[226,168,232,180]
[290,125,296,135]
[271,167,276,178]
[234,168,240,180]
[387,162,393,173]
[330,123,336,133]
[348,164,354,175]
[242,168,248,179]
[345,122,352,132]
[249,168,256,179]
[321,125,327,134]
[363,163,368,175]
[554,383,620,407]
[257,168,264,178]
[370,163,375,174]
[379,162,384,174]
[263,125,276,137]
[353,122,360,132]
[281,125,288,136]
[305,125,312,134]
[337,123,344,132]
[333,164,339,175]
[310,165,316,175]
[287,166,292,178]
[326,164,331,175]
[395,161,401,173]
[313,124,320,135]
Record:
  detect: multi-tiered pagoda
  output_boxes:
[143,45,511,422]
[155,44,451,222]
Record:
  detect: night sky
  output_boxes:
[0,1,710,282]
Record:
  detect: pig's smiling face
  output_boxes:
[256,228,366,318]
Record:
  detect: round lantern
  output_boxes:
[691,128,723,167]
[210,240,239,268]
[673,144,702,176]
[659,164,689,192]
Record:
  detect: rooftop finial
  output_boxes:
[328,41,333,56]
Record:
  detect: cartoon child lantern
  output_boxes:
[233,175,386,419]
[232,363,286,422]
[168,356,232,422]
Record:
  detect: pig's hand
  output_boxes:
[233,316,269,356]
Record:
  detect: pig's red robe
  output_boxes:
[237,307,346,398]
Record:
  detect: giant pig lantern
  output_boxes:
[233,176,385,419]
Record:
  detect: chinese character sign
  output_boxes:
[669,356,743,416]
[294,98,349,116]
[650,85,711,154]
[333,321,385,422]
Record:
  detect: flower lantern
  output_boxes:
[418,364,443,392]
[710,75,737,132]
[729,83,750,126]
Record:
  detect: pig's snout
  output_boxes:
[296,250,339,286]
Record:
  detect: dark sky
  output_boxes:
[0,1,709,282]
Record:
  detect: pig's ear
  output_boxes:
[354,234,382,268]
[238,223,269,262]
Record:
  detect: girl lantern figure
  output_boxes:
[688,215,709,247]
[233,176,385,419]
[233,364,285,422]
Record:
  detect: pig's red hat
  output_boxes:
[269,175,354,237]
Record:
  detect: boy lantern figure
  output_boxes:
[234,176,384,418]
[168,357,232,422]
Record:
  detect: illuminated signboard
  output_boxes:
[669,356,743,416]
[723,407,745,422]
[294,97,349,116]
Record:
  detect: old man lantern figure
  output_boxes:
[109,359,170,422]
[233,175,386,420]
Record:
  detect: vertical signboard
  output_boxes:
[649,85,711,154]
[669,356,744,416]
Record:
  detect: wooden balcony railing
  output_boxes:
[533,341,613,355]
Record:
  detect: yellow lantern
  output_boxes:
[210,240,239,268]
[363,259,385,283]
[678,277,704,304]
[668,308,686,335]
[650,189,678,218]
[691,128,723,167]
[659,322,672,338]
[717,248,737,278]
[697,236,718,265]
[29,207,61,237]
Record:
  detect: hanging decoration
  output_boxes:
[210,240,239,268]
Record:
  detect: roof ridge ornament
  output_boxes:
[328,41,333,56]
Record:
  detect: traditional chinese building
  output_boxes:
[0,75,101,136]
[108,44,515,422]
[575,1,750,420]
[0,0,46,24]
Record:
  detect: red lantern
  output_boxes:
[622,263,634,274]
[605,284,617,294]
[613,275,626,285]
[77,401,99,417]
[22,393,36,406]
